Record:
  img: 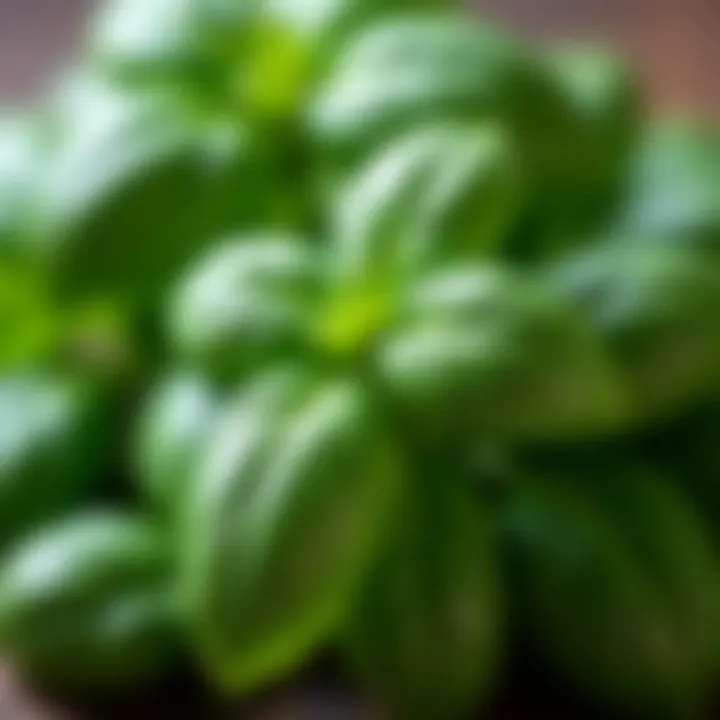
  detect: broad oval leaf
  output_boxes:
[309,14,527,166]
[181,366,403,692]
[90,0,259,103]
[618,119,720,249]
[523,44,640,251]
[134,371,221,516]
[168,234,323,378]
[0,510,176,692]
[345,469,502,719]
[378,263,629,441]
[35,78,282,308]
[551,241,720,418]
[328,121,522,291]
[505,466,720,715]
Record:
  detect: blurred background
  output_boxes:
[0,0,718,116]
[0,2,717,719]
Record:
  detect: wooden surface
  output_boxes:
[0,0,718,115]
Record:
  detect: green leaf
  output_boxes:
[379,263,629,441]
[0,117,56,370]
[505,466,720,716]
[134,371,220,516]
[246,0,455,122]
[0,511,176,692]
[181,366,403,692]
[328,121,522,291]
[618,119,720,248]
[545,44,640,177]
[0,264,56,373]
[90,0,259,106]
[168,234,323,379]
[0,373,117,550]
[36,78,282,309]
[524,44,640,251]
[309,13,527,167]
[263,0,451,73]
[345,469,502,719]
[0,115,47,257]
[551,241,720,418]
